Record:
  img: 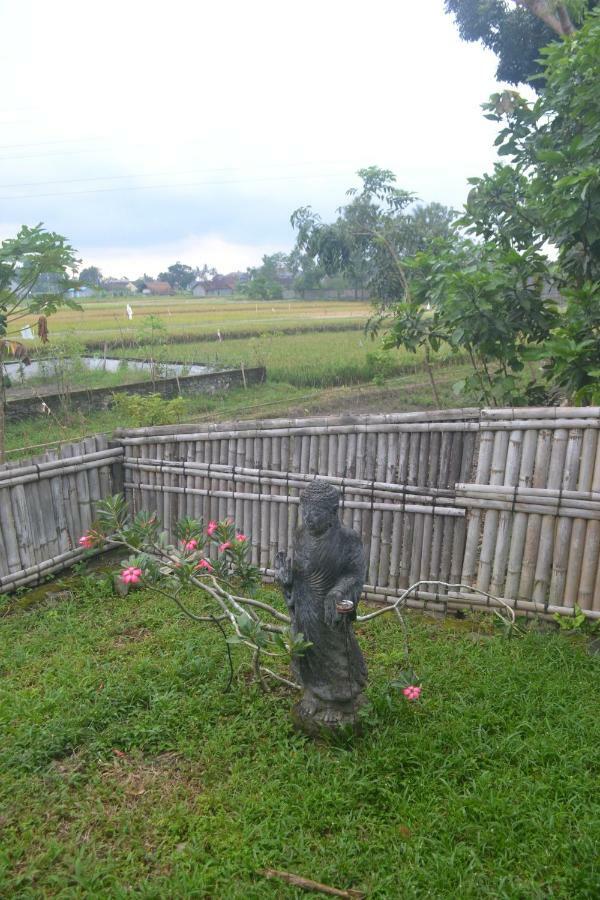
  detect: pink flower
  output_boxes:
[206,520,218,536]
[195,558,214,572]
[78,534,94,549]
[236,533,247,542]
[218,541,232,552]
[183,539,198,551]
[403,685,422,701]
[120,566,143,585]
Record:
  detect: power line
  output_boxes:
[0,159,354,191]
[0,135,103,151]
[0,170,355,202]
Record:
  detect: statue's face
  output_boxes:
[302,501,337,536]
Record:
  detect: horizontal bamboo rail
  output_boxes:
[123,480,464,518]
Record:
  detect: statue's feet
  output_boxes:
[292,692,366,740]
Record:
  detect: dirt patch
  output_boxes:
[98,750,204,807]
[112,626,153,648]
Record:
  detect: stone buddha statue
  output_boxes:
[275,481,368,736]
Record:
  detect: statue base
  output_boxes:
[291,689,367,740]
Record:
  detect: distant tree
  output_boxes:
[158,262,196,292]
[444,0,598,87]
[290,167,455,306]
[193,264,217,283]
[0,224,79,461]
[133,274,153,292]
[240,253,289,301]
[79,265,102,287]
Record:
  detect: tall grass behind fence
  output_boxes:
[0,435,121,592]
[4,409,600,618]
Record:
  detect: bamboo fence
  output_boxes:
[0,435,122,592]
[4,407,600,618]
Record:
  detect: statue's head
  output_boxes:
[300,481,340,536]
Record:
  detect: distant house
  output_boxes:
[67,285,95,299]
[140,280,174,296]
[205,273,240,297]
[103,279,137,295]
[191,280,207,297]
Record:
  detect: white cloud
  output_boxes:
[82,233,282,279]
[0,0,512,273]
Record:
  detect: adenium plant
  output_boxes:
[80,494,312,692]
[80,494,427,703]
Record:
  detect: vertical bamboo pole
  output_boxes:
[409,431,430,586]
[518,429,553,602]
[0,467,22,573]
[578,437,600,610]
[227,437,236,523]
[235,437,245,527]
[450,431,476,585]
[563,428,597,608]
[504,428,538,602]
[399,433,420,588]
[532,428,569,606]
[46,449,70,557]
[278,435,290,553]
[218,437,228,525]
[343,430,357,529]
[288,435,302,558]
[419,430,440,582]
[461,429,494,585]
[260,435,272,569]
[270,435,281,559]
[489,429,523,597]
[8,460,35,574]
[437,430,459,587]
[378,431,397,587]
[251,435,261,566]
[367,432,386,585]
[389,431,409,590]
[352,430,367,533]
[476,430,510,592]
[548,428,583,606]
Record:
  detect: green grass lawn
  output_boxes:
[1,580,598,898]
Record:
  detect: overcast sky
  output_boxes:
[1,0,511,278]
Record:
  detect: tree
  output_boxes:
[157,262,196,292]
[291,167,455,306]
[389,10,600,405]
[79,265,102,287]
[444,0,598,86]
[240,253,289,301]
[0,224,79,461]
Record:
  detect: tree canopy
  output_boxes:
[444,0,598,86]
[290,167,455,305]
[157,262,197,292]
[0,224,80,459]
[391,9,600,405]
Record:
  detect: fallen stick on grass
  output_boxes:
[258,868,365,898]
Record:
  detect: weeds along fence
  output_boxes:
[4,408,600,618]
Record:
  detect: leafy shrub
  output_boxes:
[111,392,187,426]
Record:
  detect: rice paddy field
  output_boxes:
[115,330,459,389]
[35,295,370,343]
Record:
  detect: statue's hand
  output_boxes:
[274,551,291,585]
[324,591,344,627]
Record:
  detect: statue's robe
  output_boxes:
[289,521,367,704]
